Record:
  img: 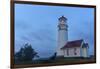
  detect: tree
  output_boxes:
[49,52,57,60]
[15,43,39,64]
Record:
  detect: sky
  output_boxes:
[15,3,95,58]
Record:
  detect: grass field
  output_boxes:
[14,57,96,68]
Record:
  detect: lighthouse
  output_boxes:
[57,16,68,57]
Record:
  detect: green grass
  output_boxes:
[15,57,95,65]
[14,57,96,68]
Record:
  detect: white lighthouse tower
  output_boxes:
[57,16,68,57]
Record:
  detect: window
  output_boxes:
[67,48,69,56]
[74,48,77,55]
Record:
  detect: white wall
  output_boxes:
[64,47,81,57]
[57,30,68,56]
[0,0,100,69]
[82,47,88,57]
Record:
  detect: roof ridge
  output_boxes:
[68,39,83,42]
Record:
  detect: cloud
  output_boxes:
[15,25,57,57]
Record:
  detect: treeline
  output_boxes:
[14,43,39,64]
[14,43,57,64]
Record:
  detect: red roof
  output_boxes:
[61,39,83,49]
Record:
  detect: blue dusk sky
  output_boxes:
[15,4,94,58]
